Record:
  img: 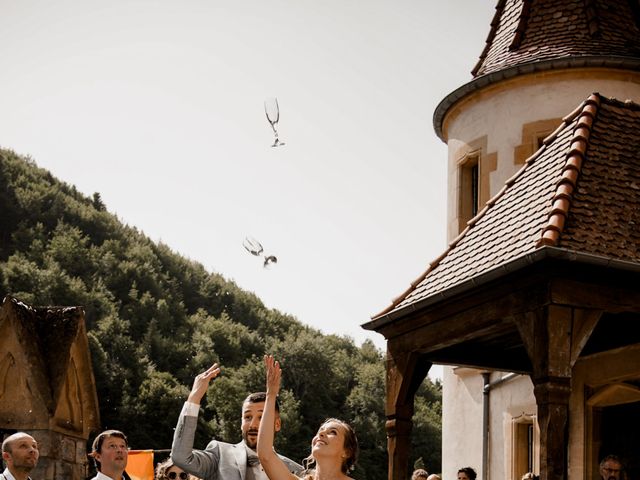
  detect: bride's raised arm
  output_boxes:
[257,355,300,480]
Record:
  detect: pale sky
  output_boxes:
[0,1,496,378]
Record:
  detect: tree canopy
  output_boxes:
[0,149,442,479]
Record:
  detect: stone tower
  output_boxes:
[0,295,100,480]
[434,0,640,241]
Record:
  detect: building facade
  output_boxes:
[364,2,640,480]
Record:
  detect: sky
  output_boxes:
[0,1,496,379]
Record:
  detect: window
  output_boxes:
[510,413,539,480]
[453,137,496,236]
[514,119,561,165]
[470,162,479,217]
[459,153,480,230]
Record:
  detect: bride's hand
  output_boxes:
[264,354,281,395]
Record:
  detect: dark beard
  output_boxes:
[244,431,258,449]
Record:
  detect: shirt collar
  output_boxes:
[2,469,31,480]
[95,471,125,480]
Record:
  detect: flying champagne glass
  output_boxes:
[264,97,285,147]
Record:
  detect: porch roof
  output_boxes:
[367,93,640,329]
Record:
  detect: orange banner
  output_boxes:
[126,449,155,480]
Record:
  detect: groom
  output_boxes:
[171,363,302,480]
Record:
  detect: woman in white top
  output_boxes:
[257,355,358,480]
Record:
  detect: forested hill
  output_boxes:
[0,149,442,479]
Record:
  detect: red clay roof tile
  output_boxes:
[472,0,640,77]
[375,93,640,319]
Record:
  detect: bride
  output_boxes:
[257,355,358,480]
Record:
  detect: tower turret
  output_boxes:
[435,0,640,241]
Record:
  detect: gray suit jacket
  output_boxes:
[171,410,303,480]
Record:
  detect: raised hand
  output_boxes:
[264,354,281,396]
[188,363,221,404]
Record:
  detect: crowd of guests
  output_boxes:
[410,467,440,480]
[0,355,629,480]
[409,457,627,480]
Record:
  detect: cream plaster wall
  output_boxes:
[442,69,640,241]
[442,367,484,480]
[442,367,536,480]
[492,375,536,480]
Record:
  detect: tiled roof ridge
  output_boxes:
[373,98,589,319]
[537,93,601,247]
[599,94,640,111]
[471,0,506,77]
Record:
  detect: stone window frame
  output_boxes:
[508,412,539,480]
[458,150,481,231]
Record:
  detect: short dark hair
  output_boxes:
[600,455,623,469]
[243,392,279,413]
[458,467,477,480]
[90,430,128,470]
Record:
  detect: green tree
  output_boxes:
[0,148,443,477]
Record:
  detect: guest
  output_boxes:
[171,362,302,480]
[599,455,624,480]
[257,354,359,480]
[156,458,200,480]
[89,430,129,480]
[457,467,477,480]
[1,432,39,480]
[411,468,429,480]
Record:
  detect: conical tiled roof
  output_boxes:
[434,0,640,140]
[473,0,640,77]
[375,93,640,320]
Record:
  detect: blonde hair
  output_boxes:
[412,469,429,480]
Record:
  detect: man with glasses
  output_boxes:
[1,432,39,480]
[600,455,624,480]
[171,363,302,480]
[89,430,129,480]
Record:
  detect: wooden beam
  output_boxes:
[551,278,640,311]
[534,377,571,480]
[387,318,515,357]
[377,279,551,343]
[431,350,531,374]
[518,306,573,480]
[570,309,602,366]
[514,306,574,377]
[513,310,541,372]
[547,305,572,378]
[384,349,430,480]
